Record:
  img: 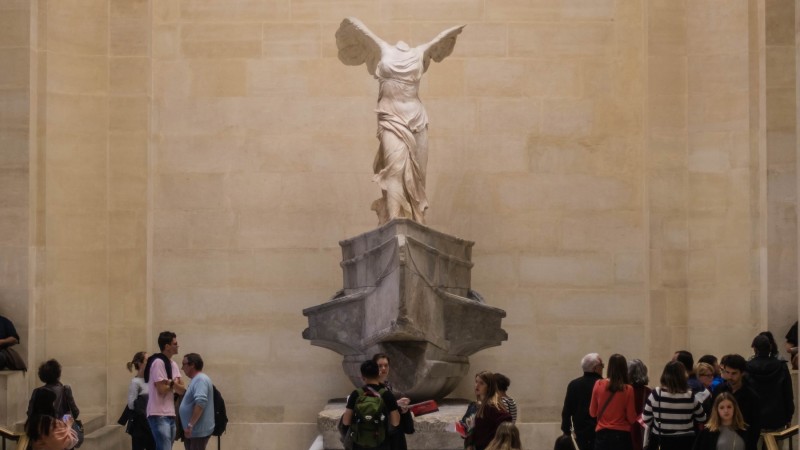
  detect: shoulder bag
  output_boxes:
[64,385,84,448]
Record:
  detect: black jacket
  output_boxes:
[692,427,753,450]
[561,372,602,436]
[745,356,795,429]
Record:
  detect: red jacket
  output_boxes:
[589,380,637,432]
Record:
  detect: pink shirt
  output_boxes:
[146,357,181,417]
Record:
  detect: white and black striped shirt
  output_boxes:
[643,387,706,435]
[501,396,517,423]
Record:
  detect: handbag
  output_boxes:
[556,433,580,450]
[337,415,353,450]
[63,385,84,448]
[646,388,662,450]
[641,418,651,448]
[1,347,27,371]
[70,419,84,448]
[568,417,580,450]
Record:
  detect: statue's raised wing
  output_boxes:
[421,25,465,73]
[335,17,388,76]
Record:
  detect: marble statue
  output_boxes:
[335,18,465,225]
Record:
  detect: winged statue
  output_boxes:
[335,17,465,225]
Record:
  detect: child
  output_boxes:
[486,422,522,450]
[692,392,750,450]
[494,373,518,423]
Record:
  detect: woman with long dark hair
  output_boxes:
[25,388,79,450]
[462,371,512,450]
[643,361,706,450]
[589,353,637,450]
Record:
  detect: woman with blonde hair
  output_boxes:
[692,393,750,450]
[485,422,522,450]
[461,371,512,450]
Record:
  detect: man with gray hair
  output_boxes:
[560,353,604,450]
[179,353,215,450]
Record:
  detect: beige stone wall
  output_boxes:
[646,0,789,361]
[0,0,31,368]
[36,0,111,413]
[1,1,797,443]
[766,0,798,339]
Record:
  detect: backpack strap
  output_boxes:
[144,353,173,383]
[365,387,383,397]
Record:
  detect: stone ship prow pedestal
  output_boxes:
[302,219,507,401]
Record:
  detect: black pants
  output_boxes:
[575,431,595,450]
[647,433,695,450]
[131,432,156,450]
[595,429,632,450]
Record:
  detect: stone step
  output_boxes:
[80,424,128,450]
[0,370,27,427]
[79,413,106,435]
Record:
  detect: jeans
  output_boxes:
[147,416,175,450]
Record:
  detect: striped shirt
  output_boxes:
[501,396,518,423]
[643,387,706,435]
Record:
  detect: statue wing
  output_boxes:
[335,17,388,76]
[421,25,465,72]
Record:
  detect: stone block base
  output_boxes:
[0,371,26,427]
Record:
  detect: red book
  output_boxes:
[409,400,439,416]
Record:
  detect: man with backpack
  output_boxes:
[342,360,401,450]
[145,331,186,450]
[179,353,215,450]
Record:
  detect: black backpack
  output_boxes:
[212,385,228,437]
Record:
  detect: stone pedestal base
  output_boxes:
[318,399,470,450]
[0,370,26,427]
[303,219,507,401]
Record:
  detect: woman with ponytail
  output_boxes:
[122,352,155,450]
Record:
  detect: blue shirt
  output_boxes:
[179,372,215,438]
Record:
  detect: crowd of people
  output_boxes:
[340,354,522,450]
[560,327,798,450]
[9,317,799,450]
[22,331,219,450]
